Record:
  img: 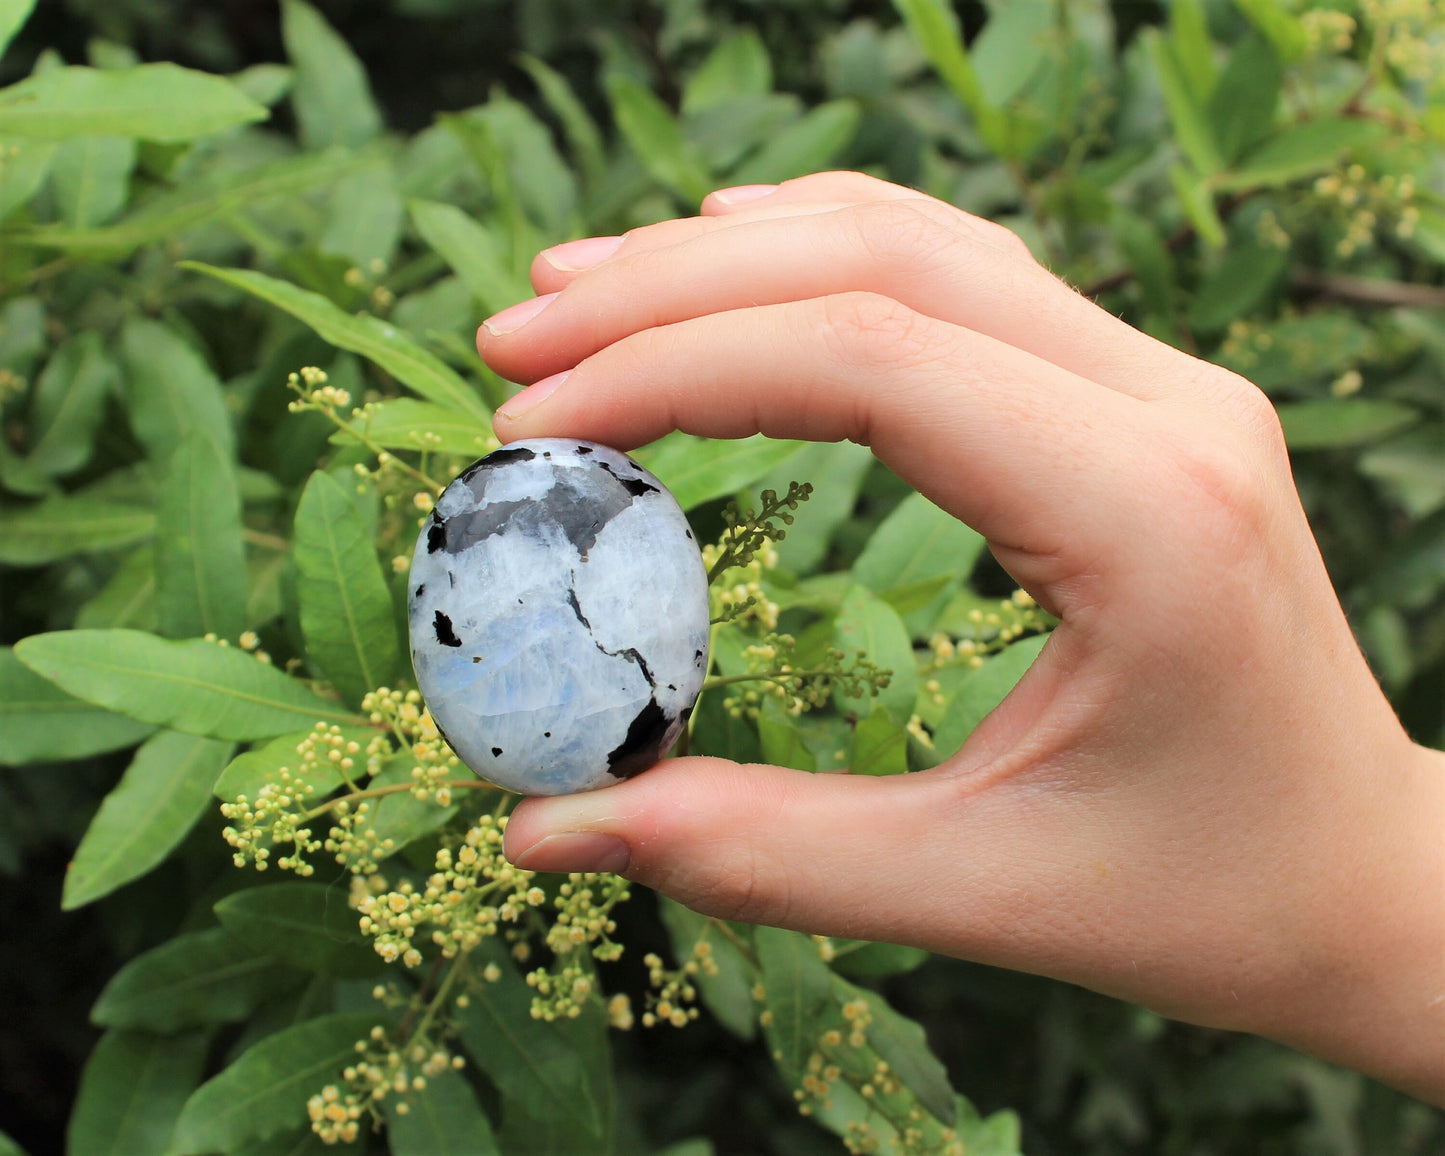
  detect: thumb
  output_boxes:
[503,757,951,943]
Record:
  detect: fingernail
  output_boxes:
[482,292,558,336]
[511,831,631,875]
[709,183,778,206]
[542,235,623,272]
[495,370,570,422]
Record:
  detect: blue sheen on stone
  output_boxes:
[408,438,710,795]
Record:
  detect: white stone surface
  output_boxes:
[408,439,710,794]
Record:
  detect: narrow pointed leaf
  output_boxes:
[92,928,302,1032]
[0,0,37,59]
[63,729,234,908]
[213,727,369,801]
[0,497,154,566]
[833,585,918,722]
[293,469,400,705]
[181,263,489,421]
[455,939,605,1140]
[281,0,382,150]
[729,99,860,186]
[631,433,805,512]
[850,705,910,776]
[1278,399,1418,450]
[26,332,116,477]
[51,135,135,228]
[120,317,233,464]
[1216,118,1389,192]
[0,64,265,141]
[67,1029,209,1156]
[831,975,956,1124]
[215,884,381,978]
[756,925,834,1076]
[853,491,985,595]
[77,548,156,630]
[155,431,247,640]
[408,198,528,316]
[14,629,360,740]
[171,1014,379,1154]
[0,646,155,764]
[933,634,1048,759]
[385,1070,500,1156]
[657,898,757,1040]
[514,54,606,189]
[331,398,496,457]
[602,73,712,203]
[1145,30,1222,175]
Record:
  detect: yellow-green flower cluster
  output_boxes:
[637,943,716,1029]
[221,722,389,875]
[926,590,1048,679]
[354,815,537,967]
[1359,0,1445,85]
[791,1002,966,1156]
[525,873,631,1020]
[1313,166,1421,256]
[285,365,350,413]
[722,634,893,721]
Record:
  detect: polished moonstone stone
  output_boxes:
[408,438,710,795]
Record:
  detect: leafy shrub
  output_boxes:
[1,1,1442,1153]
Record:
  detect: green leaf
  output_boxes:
[0,495,154,566]
[833,584,918,723]
[892,0,1008,153]
[14,629,360,740]
[0,137,56,220]
[1144,30,1222,176]
[1169,162,1225,248]
[171,1013,378,1154]
[514,54,606,190]
[830,940,930,980]
[0,645,155,765]
[631,432,806,512]
[63,729,234,908]
[67,1029,209,1156]
[1232,0,1308,63]
[0,64,266,141]
[1277,399,1418,451]
[119,317,233,464]
[853,491,985,596]
[972,0,1054,107]
[92,928,301,1032]
[932,634,1047,760]
[1167,0,1217,103]
[26,332,116,478]
[408,198,530,317]
[365,755,456,859]
[0,1129,24,1156]
[850,705,909,776]
[332,398,495,458]
[77,547,156,631]
[385,1070,500,1156]
[683,29,772,115]
[215,884,381,978]
[461,97,576,238]
[155,431,247,640]
[757,700,817,772]
[833,975,955,1124]
[0,0,36,59]
[455,939,606,1141]
[1207,34,1281,164]
[657,899,757,1041]
[603,72,712,204]
[293,470,400,706]
[51,135,135,228]
[320,161,403,269]
[230,1127,337,1156]
[1186,243,1288,331]
[14,147,367,255]
[213,727,371,801]
[755,925,833,1076]
[181,263,490,422]
[1217,118,1388,192]
[728,99,860,187]
[281,0,381,150]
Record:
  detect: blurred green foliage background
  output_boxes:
[1,1,1442,1153]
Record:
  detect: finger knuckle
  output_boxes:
[818,290,936,370]
[852,198,959,266]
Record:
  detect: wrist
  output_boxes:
[1256,738,1445,1104]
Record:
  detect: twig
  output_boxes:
[1290,268,1445,310]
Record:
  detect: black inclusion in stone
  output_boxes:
[413,584,425,599]
[443,469,643,562]
[426,518,446,553]
[492,746,503,757]
[575,445,592,454]
[433,611,462,647]
[606,698,671,779]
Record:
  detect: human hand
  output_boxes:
[475,172,1445,1102]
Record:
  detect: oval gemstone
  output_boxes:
[408,438,710,795]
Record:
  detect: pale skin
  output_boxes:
[473,171,1445,1105]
